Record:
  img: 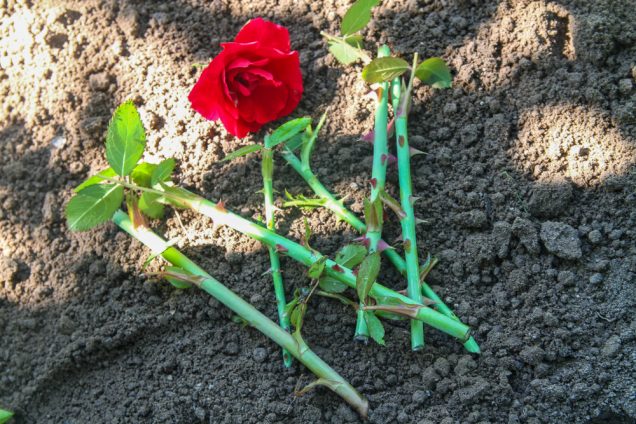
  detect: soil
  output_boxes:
[1,0,635,423]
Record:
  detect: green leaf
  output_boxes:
[151,158,176,186]
[301,112,327,167]
[283,294,300,322]
[341,0,380,35]
[0,409,13,424]
[335,244,367,268]
[131,162,157,187]
[362,57,410,84]
[283,190,327,210]
[105,101,146,176]
[345,34,364,48]
[318,277,348,293]
[303,216,312,249]
[284,132,307,151]
[164,266,192,289]
[414,57,452,89]
[379,188,405,219]
[355,252,380,302]
[290,302,307,332]
[66,184,124,231]
[363,198,383,232]
[74,167,117,192]
[364,310,385,345]
[307,257,327,280]
[266,117,312,148]
[419,253,439,283]
[139,191,165,219]
[223,144,262,162]
[328,39,365,65]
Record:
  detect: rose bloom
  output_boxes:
[188,18,303,138]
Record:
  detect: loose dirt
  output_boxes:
[1,0,634,423]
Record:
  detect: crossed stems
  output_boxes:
[111,210,369,418]
[278,107,481,354]
[101,176,472,343]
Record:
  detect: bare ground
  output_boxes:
[1,0,635,423]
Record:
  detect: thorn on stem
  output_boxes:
[409,147,425,158]
[331,264,344,273]
[370,178,377,189]
[360,130,374,143]
[216,199,227,212]
[377,239,392,252]
[276,244,288,254]
[353,236,370,248]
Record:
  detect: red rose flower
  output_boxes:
[188,18,303,138]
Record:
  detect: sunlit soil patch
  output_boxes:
[510,104,635,186]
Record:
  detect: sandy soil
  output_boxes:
[1,0,635,422]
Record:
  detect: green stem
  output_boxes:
[262,147,293,368]
[152,185,472,342]
[391,76,425,351]
[281,147,480,354]
[280,147,407,276]
[111,211,368,418]
[354,44,391,341]
[368,45,391,221]
[107,170,480,352]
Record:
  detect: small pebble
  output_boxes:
[253,347,268,363]
[601,335,622,357]
[588,230,602,244]
[223,342,239,355]
[50,135,66,149]
[412,390,431,405]
[193,407,206,421]
[589,273,603,284]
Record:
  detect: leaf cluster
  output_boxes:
[66,102,178,231]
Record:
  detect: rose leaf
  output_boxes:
[414,57,452,89]
[362,57,410,84]
[105,101,146,177]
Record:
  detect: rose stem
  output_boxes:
[280,146,480,353]
[111,210,369,418]
[142,184,473,342]
[391,72,425,351]
[280,146,407,274]
[262,143,293,368]
[353,44,392,342]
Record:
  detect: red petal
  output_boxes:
[234,17,291,52]
[262,52,303,117]
[238,81,288,124]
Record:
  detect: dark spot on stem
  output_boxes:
[398,135,405,147]
[403,238,411,253]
